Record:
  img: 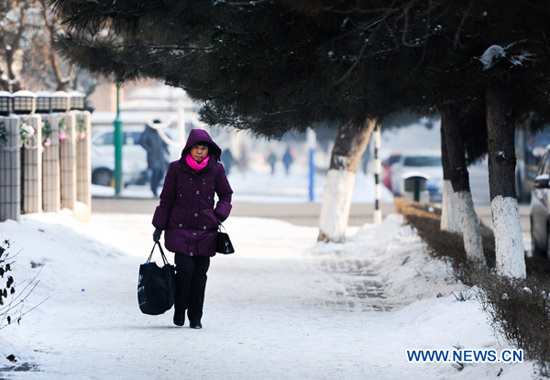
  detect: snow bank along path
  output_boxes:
[0,212,534,379]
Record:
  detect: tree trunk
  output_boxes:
[41,0,72,91]
[440,103,486,267]
[486,74,526,278]
[318,118,375,243]
[440,121,461,233]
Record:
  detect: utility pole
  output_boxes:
[114,81,123,195]
[373,124,382,223]
[307,129,316,201]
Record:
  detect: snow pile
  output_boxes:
[348,214,465,300]
[313,214,462,296]
[0,212,535,379]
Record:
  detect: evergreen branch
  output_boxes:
[313,5,402,16]
[60,35,204,52]
[222,0,273,7]
[334,38,369,86]
[453,0,473,49]
[124,44,205,51]
[400,2,425,48]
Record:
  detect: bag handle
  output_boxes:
[146,241,169,265]
[217,218,228,232]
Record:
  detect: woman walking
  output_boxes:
[152,129,233,329]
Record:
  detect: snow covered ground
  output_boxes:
[0,123,533,379]
[0,209,535,379]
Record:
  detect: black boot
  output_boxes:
[189,320,202,329]
[173,309,185,327]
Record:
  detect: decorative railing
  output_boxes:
[0,90,91,222]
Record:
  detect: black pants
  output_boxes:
[174,254,210,323]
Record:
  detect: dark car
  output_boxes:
[530,147,550,257]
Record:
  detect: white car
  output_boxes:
[91,126,149,187]
[90,111,182,187]
[390,150,443,202]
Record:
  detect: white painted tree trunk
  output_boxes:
[485,74,526,279]
[317,119,375,243]
[491,196,526,278]
[440,180,461,233]
[318,170,357,243]
[455,190,485,266]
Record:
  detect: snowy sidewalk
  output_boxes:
[0,213,534,379]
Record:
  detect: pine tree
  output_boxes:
[51,1,550,274]
[51,0,425,242]
[411,0,550,277]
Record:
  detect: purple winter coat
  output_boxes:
[152,129,233,256]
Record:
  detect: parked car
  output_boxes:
[90,111,182,188]
[390,150,443,202]
[91,126,149,187]
[515,126,550,203]
[381,152,402,191]
[530,146,550,257]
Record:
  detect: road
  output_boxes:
[91,198,398,226]
[91,159,532,241]
[91,198,531,239]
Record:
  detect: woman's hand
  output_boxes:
[153,228,163,242]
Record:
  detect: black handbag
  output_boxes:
[216,222,235,254]
[137,242,176,315]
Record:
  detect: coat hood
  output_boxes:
[181,129,222,161]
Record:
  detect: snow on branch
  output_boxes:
[478,42,536,70]
[479,45,505,70]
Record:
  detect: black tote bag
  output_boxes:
[137,242,176,315]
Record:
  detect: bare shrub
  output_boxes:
[0,240,45,330]
[396,199,550,374]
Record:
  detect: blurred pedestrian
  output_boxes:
[151,129,233,329]
[267,152,277,175]
[221,148,234,175]
[238,143,249,173]
[282,147,294,175]
[139,120,169,196]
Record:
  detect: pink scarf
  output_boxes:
[186,153,210,172]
